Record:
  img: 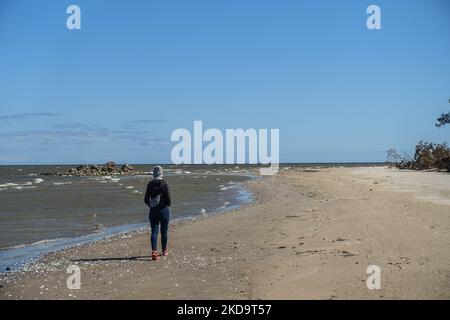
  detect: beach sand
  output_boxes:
[1,166,449,299]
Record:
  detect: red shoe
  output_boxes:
[162,250,169,257]
[151,250,159,261]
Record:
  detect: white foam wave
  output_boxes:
[0,183,19,188]
[52,182,72,186]
[0,181,39,190]
[1,238,66,250]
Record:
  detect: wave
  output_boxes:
[0,182,39,190]
[219,184,236,191]
[89,224,105,233]
[0,238,67,251]
[0,183,19,188]
[52,182,72,186]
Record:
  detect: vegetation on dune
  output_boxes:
[387,100,450,172]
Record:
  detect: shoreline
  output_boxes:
[0,172,257,273]
[0,176,262,298]
[1,166,449,299]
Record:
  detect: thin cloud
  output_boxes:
[0,112,60,122]
[0,129,110,143]
[125,119,167,124]
[0,123,167,147]
[122,119,167,129]
[52,122,105,131]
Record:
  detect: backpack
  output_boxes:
[149,179,164,208]
[149,194,161,208]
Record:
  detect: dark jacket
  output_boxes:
[144,178,171,209]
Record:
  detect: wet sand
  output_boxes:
[1,166,449,299]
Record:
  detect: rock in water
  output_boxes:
[121,164,134,173]
[105,161,116,172]
[40,161,143,176]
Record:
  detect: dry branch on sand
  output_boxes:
[387,141,450,172]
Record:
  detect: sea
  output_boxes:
[0,164,256,271]
[0,163,383,271]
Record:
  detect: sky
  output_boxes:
[0,0,449,164]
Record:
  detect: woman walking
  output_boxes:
[144,166,171,261]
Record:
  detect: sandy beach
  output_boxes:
[1,166,449,300]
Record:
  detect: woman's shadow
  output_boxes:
[72,255,152,262]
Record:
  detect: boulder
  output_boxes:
[121,164,134,172]
[105,161,116,172]
[90,165,100,171]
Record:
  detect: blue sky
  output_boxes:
[0,0,449,164]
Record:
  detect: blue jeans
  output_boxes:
[149,207,170,251]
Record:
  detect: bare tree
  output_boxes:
[386,148,402,164]
[386,148,413,168]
